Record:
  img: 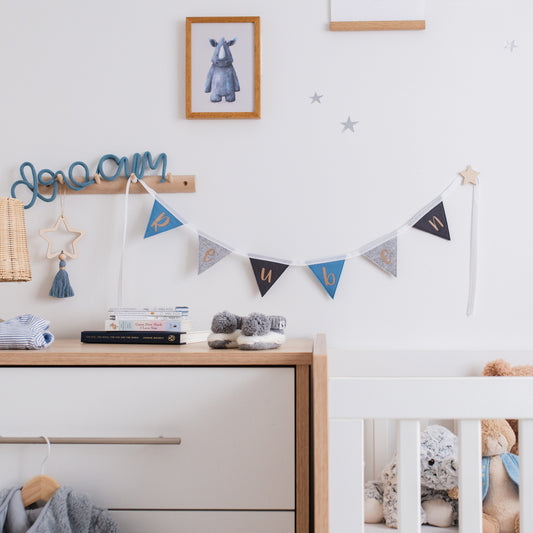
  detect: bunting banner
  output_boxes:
[249,258,289,296]
[308,260,345,299]
[198,235,232,274]
[144,200,183,238]
[119,169,479,315]
[363,236,398,277]
[412,201,451,240]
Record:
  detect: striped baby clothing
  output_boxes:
[0,314,54,349]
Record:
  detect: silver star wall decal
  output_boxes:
[341,116,358,133]
[310,92,323,103]
[505,40,518,52]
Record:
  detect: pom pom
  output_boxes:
[242,312,270,336]
[211,311,239,333]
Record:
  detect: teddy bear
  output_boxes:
[364,424,459,528]
[481,419,520,533]
[482,359,533,455]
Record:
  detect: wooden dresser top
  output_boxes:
[0,337,321,366]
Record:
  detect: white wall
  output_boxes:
[1,0,532,352]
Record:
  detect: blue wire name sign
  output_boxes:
[11,152,195,209]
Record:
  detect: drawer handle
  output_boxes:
[0,436,181,445]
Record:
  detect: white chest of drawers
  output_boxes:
[0,336,329,533]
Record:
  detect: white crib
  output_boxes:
[329,375,533,533]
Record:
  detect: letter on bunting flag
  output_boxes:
[308,259,345,299]
[249,258,289,297]
[144,200,183,238]
[412,202,450,240]
[198,235,232,274]
[363,236,398,277]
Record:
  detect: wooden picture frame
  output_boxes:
[186,17,261,119]
[330,0,425,31]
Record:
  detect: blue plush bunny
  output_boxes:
[205,37,240,103]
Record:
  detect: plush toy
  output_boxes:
[364,425,459,528]
[208,311,286,350]
[481,419,520,533]
[483,359,533,455]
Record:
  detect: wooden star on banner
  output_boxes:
[39,215,85,259]
[459,165,480,185]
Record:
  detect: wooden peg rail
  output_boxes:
[37,174,196,196]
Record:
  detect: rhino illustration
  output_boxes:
[205,37,240,103]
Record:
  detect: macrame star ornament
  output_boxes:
[39,214,85,298]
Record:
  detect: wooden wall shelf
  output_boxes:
[330,20,425,31]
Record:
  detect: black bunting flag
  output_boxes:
[413,202,451,240]
[249,258,289,297]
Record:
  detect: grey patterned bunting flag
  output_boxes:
[198,235,232,274]
[363,236,398,277]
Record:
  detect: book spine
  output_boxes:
[106,312,186,320]
[181,331,210,343]
[81,331,183,344]
[107,307,189,313]
[105,319,192,332]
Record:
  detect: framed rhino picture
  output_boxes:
[186,17,261,119]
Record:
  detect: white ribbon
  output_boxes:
[137,175,463,267]
[466,184,479,316]
[118,175,136,306]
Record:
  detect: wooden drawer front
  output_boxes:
[0,367,295,509]
[110,511,295,533]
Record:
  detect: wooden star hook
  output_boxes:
[39,181,85,259]
[460,165,480,185]
[39,214,85,259]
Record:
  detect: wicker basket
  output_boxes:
[0,197,32,281]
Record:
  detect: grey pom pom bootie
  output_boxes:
[207,311,243,348]
[237,313,286,350]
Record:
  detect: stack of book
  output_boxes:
[81,306,209,345]
[105,306,191,333]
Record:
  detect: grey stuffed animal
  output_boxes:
[207,310,243,348]
[364,424,459,528]
[208,311,286,350]
[237,312,286,350]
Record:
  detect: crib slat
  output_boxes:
[330,419,364,533]
[519,419,533,533]
[397,420,421,533]
[458,420,482,533]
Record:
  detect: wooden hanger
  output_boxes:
[20,436,60,507]
[21,475,60,507]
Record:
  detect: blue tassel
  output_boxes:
[49,254,74,298]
